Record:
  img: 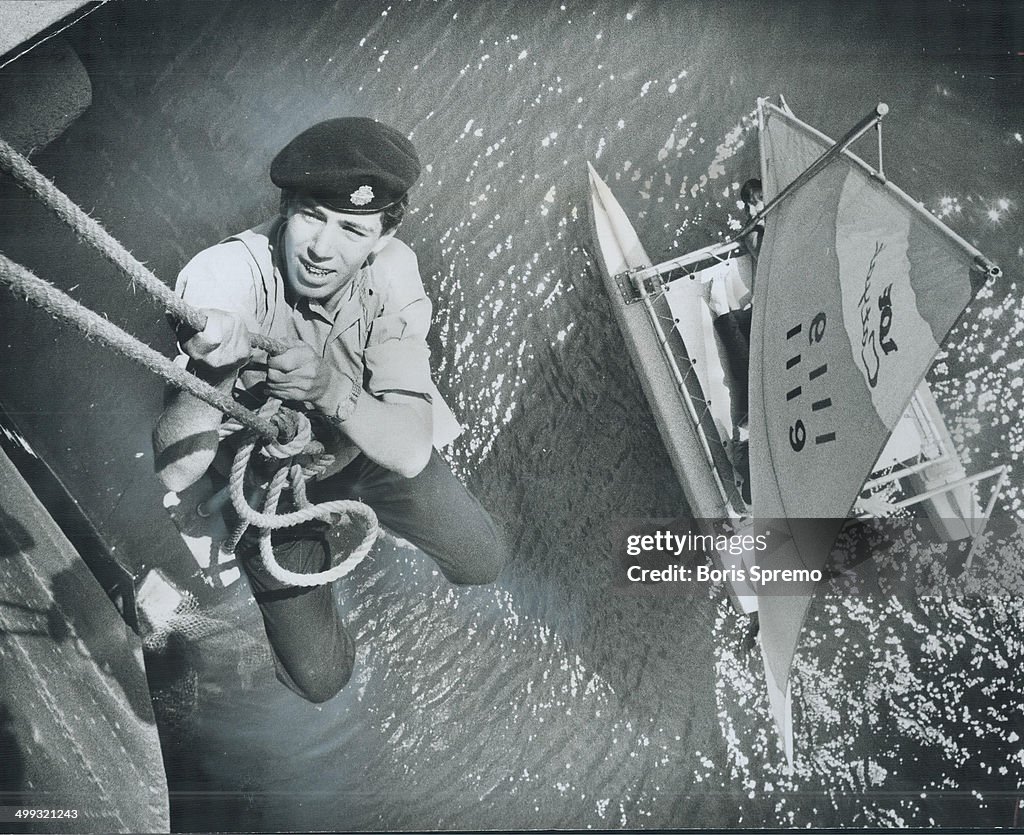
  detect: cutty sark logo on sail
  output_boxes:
[856,240,899,388]
[837,177,940,429]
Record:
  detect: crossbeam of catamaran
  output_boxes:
[630,239,744,288]
[858,464,1007,517]
[861,452,954,493]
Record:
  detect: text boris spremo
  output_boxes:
[622,529,823,587]
[625,563,823,585]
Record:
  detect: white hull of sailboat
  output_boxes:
[587,162,736,522]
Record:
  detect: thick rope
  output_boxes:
[0,137,287,355]
[225,402,378,587]
[254,463,377,587]
[0,251,280,442]
[228,434,378,532]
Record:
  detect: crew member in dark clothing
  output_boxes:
[707,178,764,505]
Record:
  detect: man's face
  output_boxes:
[747,189,764,216]
[282,195,394,311]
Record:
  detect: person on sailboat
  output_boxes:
[739,177,765,261]
[704,177,763,504]
[153,118,508,703]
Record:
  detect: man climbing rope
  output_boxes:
[152,117,508,703]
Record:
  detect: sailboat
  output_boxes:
[587,96,1006,761]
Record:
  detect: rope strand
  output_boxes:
[258,465,376,587]
[227,427,378,587]
[0,251,280,442]
[0,136,288,355]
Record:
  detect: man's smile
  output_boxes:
[299,257,334,279]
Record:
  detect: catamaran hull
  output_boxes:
[586,163,733,523]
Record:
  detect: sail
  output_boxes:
[748,100,990,756]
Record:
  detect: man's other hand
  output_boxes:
[182,309,252,373]
[266,343,335,406]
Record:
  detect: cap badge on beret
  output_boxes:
[350,185,374,207]
[271,117,421,214]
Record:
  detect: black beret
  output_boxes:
[270,117,420,214]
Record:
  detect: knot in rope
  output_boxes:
[226,399,379,588]
[261,406,313,459]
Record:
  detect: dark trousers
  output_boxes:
[238,450,508,703]
[712,306,752,424]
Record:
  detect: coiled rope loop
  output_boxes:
[227,400,379,587]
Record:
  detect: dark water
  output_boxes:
[2,0,1023,830]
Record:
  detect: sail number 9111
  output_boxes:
[783,311,835,452]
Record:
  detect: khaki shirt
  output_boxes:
[175,218,461,473]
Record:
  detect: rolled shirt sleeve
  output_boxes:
[363,295,434,398]
[170,234,281,389]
